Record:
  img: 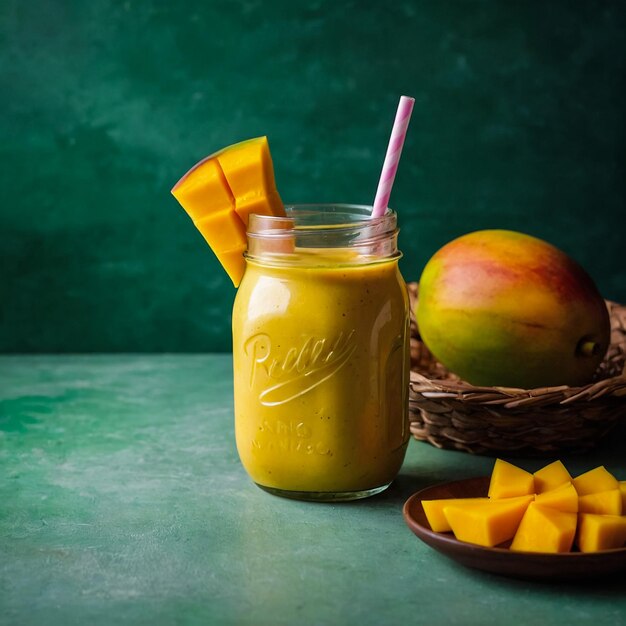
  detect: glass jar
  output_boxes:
[232,204,410,501]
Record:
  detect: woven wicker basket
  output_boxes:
[407,282,626,456]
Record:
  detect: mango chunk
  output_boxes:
[576,514,626,552]
[488,459,535,499]
[187,211,248,286]
[578,489,622,516]
[422,498,489,532]
[533,460,572,494]
[171,136,285,287]
[620,482,626,512]
[215,246,247,288]
[444,495,534,547]
[234,191,285,227]
[572,466,619,496]
[534,482,578,513]
[171,157,234,222]
[215,137,284,226]
[194,208,247,252]
[510,503,577,553]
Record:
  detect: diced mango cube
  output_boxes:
[235,191,285,227]
[578,489,622,516]
[510,503,577,553]
[216,246,248,287]
[215,137,284,226]
[194,208,247,252]
[576,514,626,552]
[443,495,534,547]
[488,459,535,499]
[171,157,234,222]
[422,498,489,533]
[620,481,626,512]
[534,482,578,513]
[572,466,619,496]
[533,460,572,494]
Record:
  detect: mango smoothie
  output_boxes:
[232,206,410,500]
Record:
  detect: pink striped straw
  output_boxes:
[371,95,415,218]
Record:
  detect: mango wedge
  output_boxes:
[578,489,623,516]
[443,495,534,547]
[576,514,626,552]
[488,459,535,499]
[510,503,577,553]
[572,466,619,496]
[533,460,572,494]
[422,497,489,533]
[172,137,285,287]
[534,482,578,513]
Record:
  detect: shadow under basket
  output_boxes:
[407,282,626,456]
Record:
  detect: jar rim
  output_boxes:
[247,204,397,238]
[245,204,401,265]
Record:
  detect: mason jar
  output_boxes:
[232,204,410,501]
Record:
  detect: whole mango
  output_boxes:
[416,230,610,388]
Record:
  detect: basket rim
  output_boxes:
[409,369,626,408]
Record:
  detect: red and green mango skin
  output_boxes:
[416,230,611,388]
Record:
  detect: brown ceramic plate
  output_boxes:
[403,476,626,581]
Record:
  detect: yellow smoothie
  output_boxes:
[232,250,410,497]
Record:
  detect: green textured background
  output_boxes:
[2,0,625,353]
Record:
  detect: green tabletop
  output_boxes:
[1,355,625,626]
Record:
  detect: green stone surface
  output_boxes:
[2,355,625,625]
[2,1,625,352]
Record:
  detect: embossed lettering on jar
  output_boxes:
[232,205,410,501]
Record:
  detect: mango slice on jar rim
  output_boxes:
[171,136,286,287]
